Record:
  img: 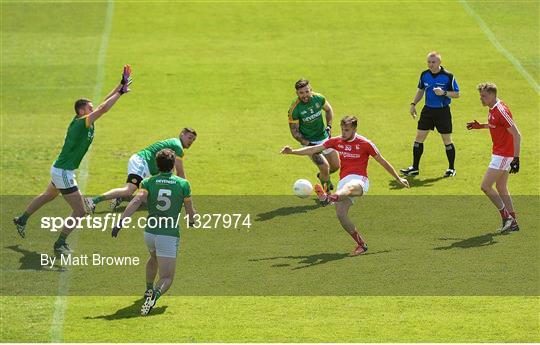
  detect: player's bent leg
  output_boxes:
[336,180,364,198]
[145,251,158,297]
[141,256,176,316]
[91,181,140,211]
[324,150,340,174]
[14,182,60,238]
[54,189,86,255]
[312,153,332,189]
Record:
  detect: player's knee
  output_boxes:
[480,183,491,194]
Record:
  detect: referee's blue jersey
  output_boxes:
[417,66,459,108]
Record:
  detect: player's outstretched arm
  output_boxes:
[281,144,325,156]
[466,120,488,130]
[289,123,310,145]
[373,154,410,188]
[112,189,147,237]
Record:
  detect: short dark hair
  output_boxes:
[180,127,197,137]
[295,79,310,90]
[74,98,92,115]
[156,149,176,172]
[340,115,358,128]
[477,82,497,96]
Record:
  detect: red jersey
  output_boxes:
[488,100,515,157]
[323,134,379,179]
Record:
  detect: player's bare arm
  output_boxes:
[184,197,196,226]
[112,189,147,237]
[466,120,488,130]
[323,101,333,135]
[289,123,310,145]
[373,154,410,188]
[410,88,424,118]
[507,124,521,158]
[175,158,186,178]
[87,65,132,127]
[281,144,325,156]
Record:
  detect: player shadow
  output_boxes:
[389,176,444,189]
[256,202,320,221]
[4,245,63,272]
[250,250,391,270]
[85,297,167,320]
[433,232,504,250]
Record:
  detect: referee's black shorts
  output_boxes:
[417,106,452,134]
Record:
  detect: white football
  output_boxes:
[293,179,313,198]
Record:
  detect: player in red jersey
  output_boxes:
[467,82,521,233]
[281,116,409,256]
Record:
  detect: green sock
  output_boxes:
[319,179,332,191]
[92,195,105,204]
[154,288,162,300]
[146,282,153,291]
[55,233,68,246]
[18,212,30,225]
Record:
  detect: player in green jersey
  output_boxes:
[288,79,340,190]
[13,65,132,255]
[111,148,195,316]
[86,128,197,212]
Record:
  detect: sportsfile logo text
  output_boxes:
[40,213,252,232]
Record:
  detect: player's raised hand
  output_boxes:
[509,157,520,174]
[466,120,482,130]
[119,64,132,94]
[409,104,417,118]
[280,146,293,154]
[398,177,410,188]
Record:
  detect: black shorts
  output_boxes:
[417,106,453,134]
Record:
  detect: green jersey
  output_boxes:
[137,138,184,175]
[140,172,191,237]
[288,93,328,142]
[53,115,94,170]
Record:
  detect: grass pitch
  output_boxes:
[1,0,539,342]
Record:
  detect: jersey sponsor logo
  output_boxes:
[155,179,176,185]
[340,152,361,159]
[302,110,322,122]
[301,111,307,115]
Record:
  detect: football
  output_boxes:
[293,179,313,198]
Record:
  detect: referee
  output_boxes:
[401,51,460,177]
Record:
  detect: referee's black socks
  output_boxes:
[413,141,424,169]
[445,143,456,170]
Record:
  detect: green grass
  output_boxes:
[1,0,539,342]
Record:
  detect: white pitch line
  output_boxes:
[49,0,115,342]
[460,0,540,94]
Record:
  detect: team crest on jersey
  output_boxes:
[316,103,320,109]
[355,145,360,150]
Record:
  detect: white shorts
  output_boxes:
[488,155,513,171]
[144,232,180,258]
[50,166,78,190]
[127,154,150,178]
[336,174,369,203]
[304,138,334,155]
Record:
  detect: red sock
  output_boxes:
[499,207,510,219]
[328,194,339,202]
[510,211,516,219]
[349,231,365,246]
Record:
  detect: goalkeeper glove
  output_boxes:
[509,157,519,174]
[119,64,132,94]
